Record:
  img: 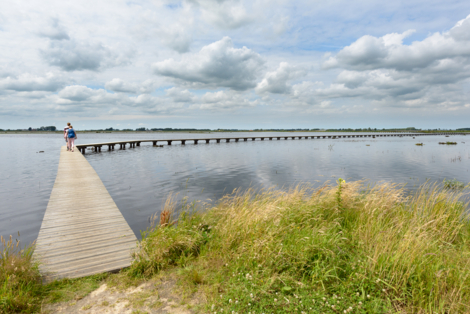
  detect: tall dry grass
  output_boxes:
[130,181,470,313]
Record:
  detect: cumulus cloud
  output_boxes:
[323,15,470,72]
[256,62,304,94]
[41,40,132,72]
[195,89,258,110]
[105,78,156,94]
[38,18,69,40]
[165,87,195,102]
[153,37,264,90]
[317,14,470,108]
[0,73,67,92]
[160,24,192,53]
[189,0,252,29]
[58,85,96,101]
[54,85,177,114]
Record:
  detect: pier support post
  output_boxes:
[216,139,220,143]
[244,138,247,141]
[261,138,264,140]
[206,139,210,144]
[136,142,141,146]
[167,140,172,145]
[153,141,157,146]
[181,140,186,145]
[194,140,199,144]
[252,138,256,141]
[235,138,239,142]
[226,139,230,142]
[269,137,273,140]
[277,137,280,140]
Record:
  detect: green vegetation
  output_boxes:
[443,179,466,190]
[129,181,470,313]
[0,235,41,314]
[4,180,470,313]
[415,143,423,146]
[439,142,457,145]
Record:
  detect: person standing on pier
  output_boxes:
[64,122,71,150]
[67,125,77,152]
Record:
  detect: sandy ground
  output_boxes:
[42,276,203,314]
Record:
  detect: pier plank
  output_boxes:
[33,146,138,281]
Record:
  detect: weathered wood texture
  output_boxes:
[33,146,137,281]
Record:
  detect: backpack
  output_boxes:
[67,129,76,138]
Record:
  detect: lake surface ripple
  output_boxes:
[1,132,469,246]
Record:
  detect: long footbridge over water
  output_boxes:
[75,132,463,153]
[34,132,464,280]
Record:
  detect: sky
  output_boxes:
[1,0,470,130]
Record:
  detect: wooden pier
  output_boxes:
[33,147,138,281]
[75,132,464,153]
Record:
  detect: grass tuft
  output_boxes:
[0,235,41,314]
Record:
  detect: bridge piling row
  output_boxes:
[76,133,465,154]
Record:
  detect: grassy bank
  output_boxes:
[2,180,470,313]
[130,180,470,313]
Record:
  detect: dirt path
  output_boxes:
[42,275,203,314]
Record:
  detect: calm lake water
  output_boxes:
[1,132,469,247]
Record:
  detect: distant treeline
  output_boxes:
[1,126,469,132]
[0,126,57,132]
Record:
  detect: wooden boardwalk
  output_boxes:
[33,146,137,281]
[75,132,464,153]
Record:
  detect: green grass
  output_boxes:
[42,273,110,304]
[0,235,41,314]
[130,180,470,313]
